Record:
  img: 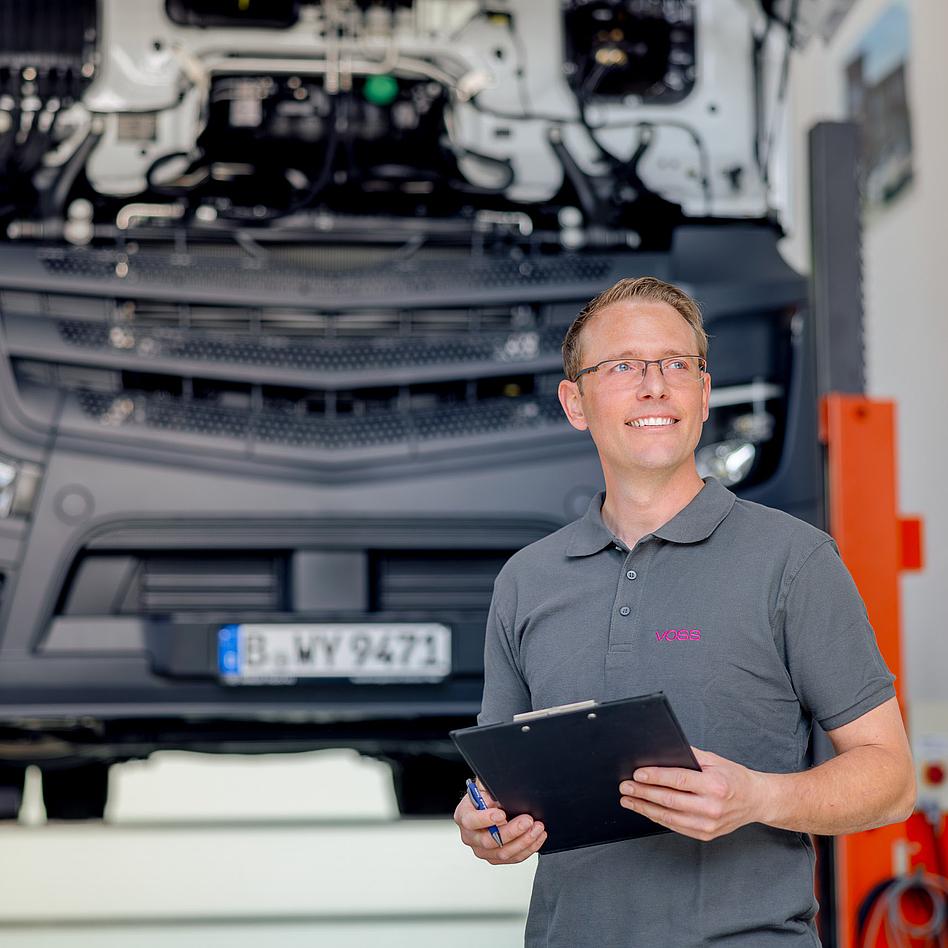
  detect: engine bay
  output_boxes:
[1,0,815,251]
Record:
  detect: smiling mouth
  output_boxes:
[625,417,680,429]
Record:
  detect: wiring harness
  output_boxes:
[857,819,948,947]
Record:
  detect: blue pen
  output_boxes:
[466,778,504,847]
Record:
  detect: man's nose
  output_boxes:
[638,361,669,397]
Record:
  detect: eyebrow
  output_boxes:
[609,349,693,359]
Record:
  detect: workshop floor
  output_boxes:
[0,751,536,946]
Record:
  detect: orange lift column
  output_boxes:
[820,393,924,948]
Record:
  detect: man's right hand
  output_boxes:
[453,781,547,864]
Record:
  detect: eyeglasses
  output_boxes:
[573,356,707,387]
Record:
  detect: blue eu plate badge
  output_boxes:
[218,624,240,678]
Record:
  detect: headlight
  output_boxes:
[696,439,756,487]
[0,455,42,518]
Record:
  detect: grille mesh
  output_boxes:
[375,552,509,612]
[141,556,284,612]
[5,252,590,458]
[39,247,611,294]
[56,318,561,371]
[75,388,565,448]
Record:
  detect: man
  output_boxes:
[454,277,915,946]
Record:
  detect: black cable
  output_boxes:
[573,54,621,167]
[466,82,709,172]
[42,126,102,219]
[580,61,608,101]
[215,97,341,223]
[465,89,713,215]
[265,118,340,218]
[882,872,948,945]
[856,875,899,944]
[14,105,60,175]
[0,110,19,168]
[760,0,795,32]
[761,0,800,187]
[547,127,606,224]
[854,820,948,947]
[623,123,654,185]
[585,117,713,216]
[145,150,195,195]
[465,95,569,124]
[578,102,618,167]
[563,57,685,216]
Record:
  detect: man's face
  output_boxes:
[557,299,710,479]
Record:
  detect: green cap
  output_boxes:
[363,74,399,106]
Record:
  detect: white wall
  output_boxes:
[782,0,948,707]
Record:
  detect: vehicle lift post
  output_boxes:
[821,393,924,948]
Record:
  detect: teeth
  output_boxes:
[628,417,677,428]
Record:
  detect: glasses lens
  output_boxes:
[659,357,704,382]
[597,357,704,387]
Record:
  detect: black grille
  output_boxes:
[72,385,565,449]
[38,247,611,294]
[126,301,531,337]
[5,264,583,460]
[139,556,285,613]
[58,553,288,616]
[55,316,561,371]
[375,552,510,612]
[59,550,511,619]
[0,0,97,66]
[139,557,282,613]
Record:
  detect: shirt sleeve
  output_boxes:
[477,576,531,726]
[778,538,896,731]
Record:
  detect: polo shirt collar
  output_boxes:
[565,477,735,556]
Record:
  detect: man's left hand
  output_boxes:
[618,747,768,842]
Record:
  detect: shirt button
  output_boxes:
[614,545,622,552]
[626,570,637,580]
[619,606,631,616]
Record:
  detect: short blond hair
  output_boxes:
[562,276,708,382]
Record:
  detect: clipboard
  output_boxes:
[450,692,699,854]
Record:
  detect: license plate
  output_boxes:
[218,623,451,683]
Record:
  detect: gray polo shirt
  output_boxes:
[479,477,895,947]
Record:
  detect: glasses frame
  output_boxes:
[572,355,707,385]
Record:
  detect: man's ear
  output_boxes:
[558,378,589,432]
[701,371,711,423]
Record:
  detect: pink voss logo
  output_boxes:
[655,629,702,642]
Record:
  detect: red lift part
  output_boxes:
[898,518,924,573]
[820,394,929,948]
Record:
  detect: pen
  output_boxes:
[466,777,503,847]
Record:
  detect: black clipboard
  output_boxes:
[450,692,699,854]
